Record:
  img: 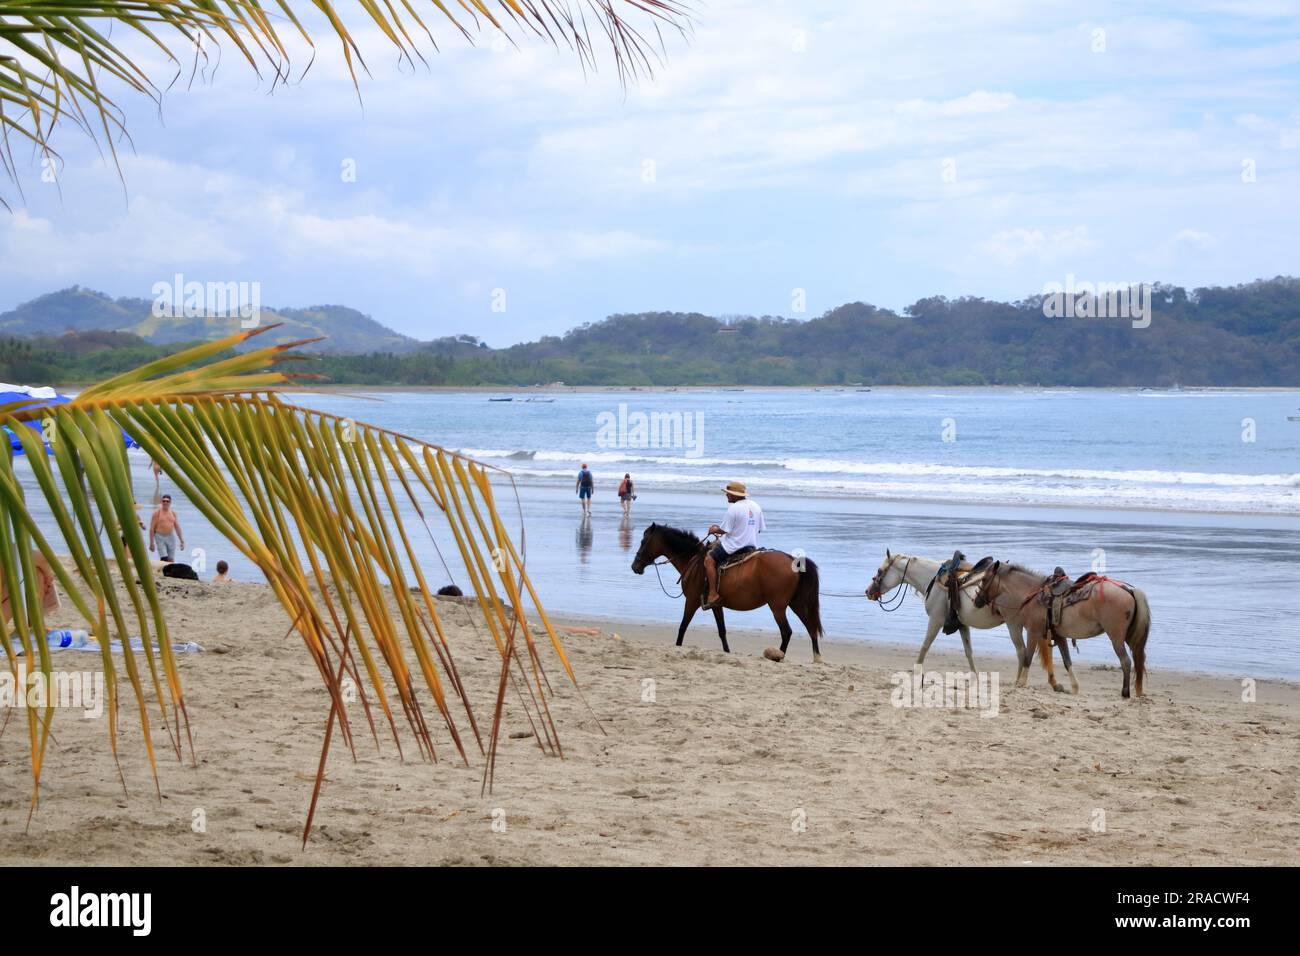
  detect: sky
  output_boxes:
[2,0,1299,346]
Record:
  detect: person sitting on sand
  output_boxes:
[702,480,765,609]
[212,560,232,584]
[149,494,185,563]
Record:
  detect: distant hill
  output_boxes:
[314,277,1300,387]
[4,278,1299,386]
[0,287,418,354]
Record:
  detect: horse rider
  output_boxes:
[702,480,765,609]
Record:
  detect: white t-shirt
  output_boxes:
[719,498,765,553]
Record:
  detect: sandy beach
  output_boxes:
[2,579,1297,866]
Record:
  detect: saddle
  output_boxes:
[928,551,996,634]
[1033,568,1103,640]
[698,546,763,605]
[719,545,761,570]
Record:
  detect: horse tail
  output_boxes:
[791,558,824,639]
[1125,586,1151,674]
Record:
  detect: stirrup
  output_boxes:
[701,595,721,609]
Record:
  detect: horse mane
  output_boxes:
[655,523,702,555]
[999,561,1047,579]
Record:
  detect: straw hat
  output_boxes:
[721,480,747,498]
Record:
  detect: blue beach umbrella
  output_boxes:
[0,383,138,454]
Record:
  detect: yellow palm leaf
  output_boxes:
[0,332,578,843]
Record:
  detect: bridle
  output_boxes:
[640,531,714,600]
[871,555,914,612]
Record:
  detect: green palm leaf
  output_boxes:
[0,328,585,842]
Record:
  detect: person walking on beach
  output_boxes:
[702,480,765,609]
[618,473,635,515]
[148,457,163,504]
[149,494,185,562]
[576,463,595,515]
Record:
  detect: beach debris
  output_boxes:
[564,627,601,636]
[763,647,785,662]
[508,731,533,740]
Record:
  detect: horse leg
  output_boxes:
[1132,641,1146,698]
[712,605,729,653]
[676,599,699,647]
[1056,636,1080,694]
[1109,628,1133,699]
[1007,622,1029,687]
[1021,629,1038,681]
[1038,635,1065,692]
[916,615,942,667]
[771,603,794,656]
[958,625,977,673]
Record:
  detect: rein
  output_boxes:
[652,558,685,599]
[646,536,712,600]
[871,556,915,612]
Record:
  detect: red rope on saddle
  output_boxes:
[1019,574,1129,609]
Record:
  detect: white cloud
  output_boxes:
[979,227,1097,267]
[1173,228,1214,247]
[2,0,1298,336]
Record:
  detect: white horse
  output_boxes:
[864,550,1034,686]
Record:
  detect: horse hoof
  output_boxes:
[763,647,785,662]
[1052,683,1066,693]
[813,653,824,664]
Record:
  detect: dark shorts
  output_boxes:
[578,486,592,499]
[709,542,729,565]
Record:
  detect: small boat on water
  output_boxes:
[488,397,514,402]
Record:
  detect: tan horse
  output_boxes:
[631,523,824,662]
[974,561,1151,697]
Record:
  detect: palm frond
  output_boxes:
[0,0,692,202]
[0,328,581,842]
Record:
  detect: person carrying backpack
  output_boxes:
[575,463,595,515]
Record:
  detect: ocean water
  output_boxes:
[296,387,1300,516]
[13,387,1300,679]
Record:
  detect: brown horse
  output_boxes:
[631,523,824,662]
[974,561,1152,698]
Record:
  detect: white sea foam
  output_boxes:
[455,448,1299,490]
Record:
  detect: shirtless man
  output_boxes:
[149,494,185,563]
